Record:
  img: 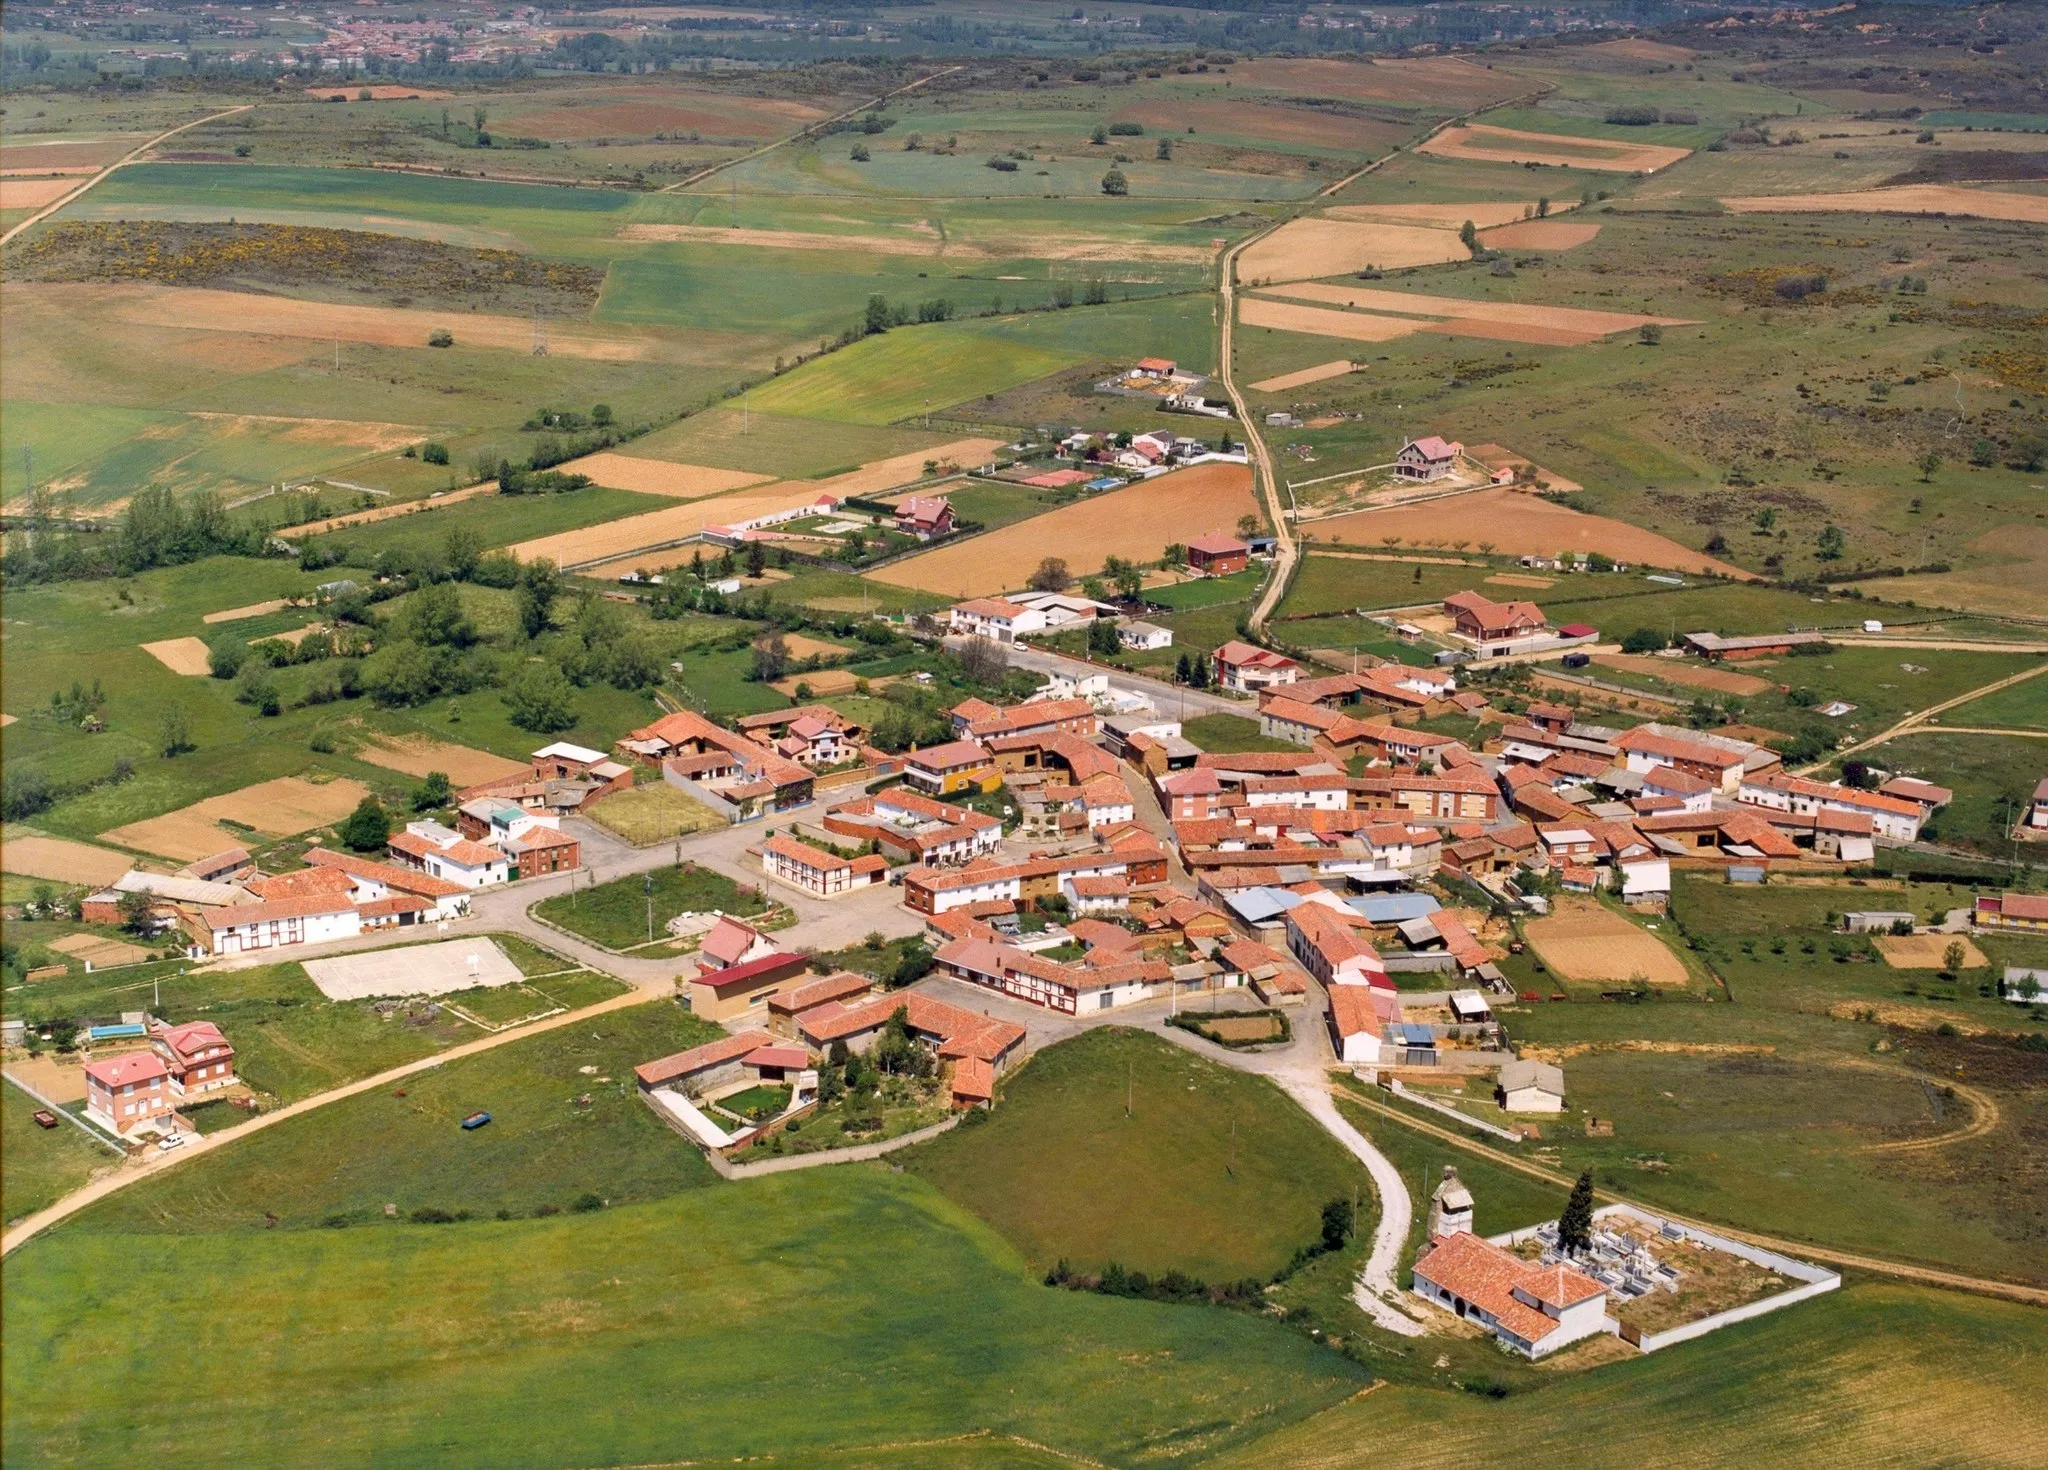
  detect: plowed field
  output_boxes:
[562,454,770,498]
[356,736,529,786]
[1481,219,1602,249]
[1719,185,2048,224]
[0,834,134,886]
[140,637,213,675]
[102,776,371,861]
[1419,123,1691,173]
[1239,217,1467,283]
[1251,360,1358,393]
[1525,899,1689,985]
[872,462,1255,597]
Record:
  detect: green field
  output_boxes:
[1216,1282,2048,1469]
[745,321,1082,426]
[530,861,771,951]
[1847,731,2045,855]
[908,1028,1369,1283]
[311,487,669,559]
[4,1169,1365,1467]
[2,1084,118,1226]
[1934,671,2048,731]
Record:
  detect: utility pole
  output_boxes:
[645,871,655,943]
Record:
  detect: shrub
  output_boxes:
[420,441,450,465]
[1605,105,1661,126]
[427,329,454,348]
[1620,627,1667,654]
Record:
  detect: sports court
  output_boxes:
[304,937,523,1000]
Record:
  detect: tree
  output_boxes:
[1637,323,1663,346]
[1320,1196,1354,1252]
[1100,167,1128,196]
[115,888,156,936]
[411,770,453,811]
[206,635,247,680]
[1156,136,1172,160]
[156,704,193,757]
[1028,556,1072,592]
[745,539,767,578]
[1620,627,1667,655]
[1175,652,1192,685]
[339,795,392,853]
[444,525,484,579]
[1816,524,1846,561]
[1916,449,1941,483]
[956,636,1008,687]
[864,293,892,335]
[850,141,870,162]
[1558,1169,1596,1254]
[1236,513,1260,539]
[751,634,790,684]
[404,581,475,648]
[504,662,578,733]
[1943,940,1967,975]
[517,557,561,639]
[1459,219,1479,255]
[1090,123,1108,145]
[1536,196,1550,218]
[1088,616,1122,656]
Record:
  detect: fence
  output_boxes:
[661,765,745,824]
[1492,1203,1839,1354]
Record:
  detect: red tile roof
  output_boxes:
[85,1051,169,1088]
[635,1030,778,1087]
[1413,1230,1604,1348]
[302,847,467,898]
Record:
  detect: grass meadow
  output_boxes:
[4,1169,1365,1467]
[2,1084,118,1227]
[1864,732,2048,856]
[908,1028,1369,1283]
[531,861,771,951]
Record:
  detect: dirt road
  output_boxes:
[1,105,252,247]
[0,987,651,1258]
[1797,660,2048,774]
[1335,1082,2048,1308]
[659,67,960,195]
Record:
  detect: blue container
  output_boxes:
[461,1111,492,1131]
[87,1023,147,1041]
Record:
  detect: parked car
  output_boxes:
[156,1132,188,1152]
[461,1111,492,1131]
[31,1110,59,1130]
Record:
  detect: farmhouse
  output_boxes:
[696,914,777,975]
[1286,900,1393,990]
[1735,772,1923,843]
[1496,1059,1566,1113]
[619,709,814,813]
[1351,766,1501,824]
[951,696,1098,743]
[760,833,887,898]
[388,822,514,888]
[1444,590,1547,645]
[903,740,1000,797]
[1186,533,1250,575]
[83,1050,175,1137]
[1976,892,2048,933]
[949,597,1047,643]
[1878,777,1953,815]
[1395,435,1463,482]
[2029,776,2048,833]
[766,970,877,1035]
[1615,727,1758,795]
[895,496,955,539]
[635,1030,789,1099]
[823,788,1003,865]
[1411,1229,1608,1360]
[1213,640,1300,693]
[301,848,470,920]
[1119,620,1173,651]
[1327,982,1403,1064]
[149,1020,238,1098]
[186,892,363,955]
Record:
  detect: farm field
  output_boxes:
[99,774,372,861]
[908,1027,1369,1283]
[1718,185,2048,224]
[1522,899,1691,987]
[872,462,1255,597]
[1417,122,1691,173]
[3,1168,1363,1468]
[0,832,135,887]
[1215,1283,2047,1470]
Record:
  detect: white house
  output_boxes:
[1328,983,1400,1064]
[949,597,1047,644]
[1618,857,1672,902]
[1735,773,1923,843]
[1497,1059,1566,1113]
[389,822,514,888]
[193,894,362,954]
[1119,620,1173,651]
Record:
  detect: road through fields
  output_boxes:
[0,105,252,247]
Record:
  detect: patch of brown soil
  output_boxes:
[1328,200,1552,229]
[1594,653,1773,696]
[357,736,529,787]
[0,835,134,887]
[140,637,213,676]
[202,598,295,624]
[102,776,372,861]
[1239,217,1467,283]
[1719,185,2048,223]
[871,462,1255,598]
[1115,98,1408,153]
[562,453,770,498]
[1240,297,1421,343]
[1524,900,1690,985]
[1261,282,1690,336]
[1228,56,1519,109]
[1419,123,1690,173]
[273,482,495,539]
[1250,360,1356,393]
[618,221,1215,264]
[1303,486,1754,578]
[1873,933,1989,971]
[1482,219,1602,250]
[0,178,81,209]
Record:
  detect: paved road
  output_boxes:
[1,105,253,247]
[988,641,1251,720]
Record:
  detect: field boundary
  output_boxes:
[1,105,252,247]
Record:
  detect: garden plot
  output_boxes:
[101,776,371,861]
[0,833,134,886]
[44,933,154,969]
[356,735,529,787]
[304,937,524,1000]
[139,636,213,675]
[1718,185,2048,224]
[1874,934,1989,970]
[1592,654,1774,697]
[1523,900,1689,986]
[1419,123,1691,173]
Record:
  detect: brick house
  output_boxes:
[84,1050,174,1135]
[1186,533,1250,576]
[150,1020,237,1097]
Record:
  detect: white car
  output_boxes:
[156,1132,188,1153]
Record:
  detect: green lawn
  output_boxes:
[63,996,717,1233]
[907,1028,1369,1283]
[530,860,771,951]
[2,1083,118,1226]
[1182,712,1299,755]
[312,487,669,558]
[4,1169,1364,1467]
